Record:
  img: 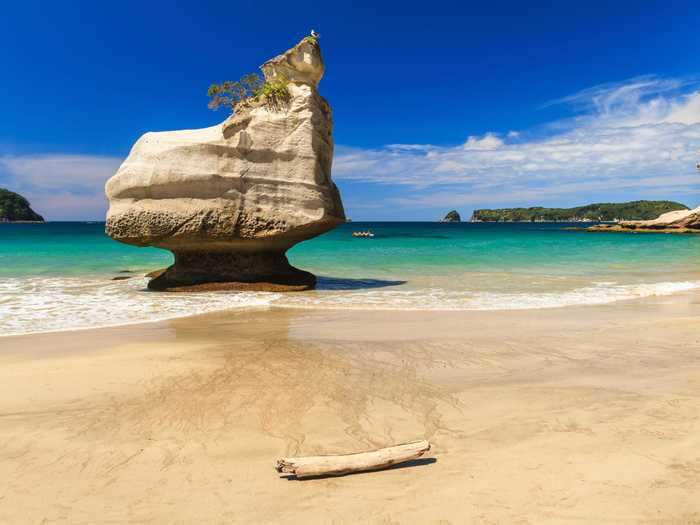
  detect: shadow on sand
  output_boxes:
[315,276,407,290]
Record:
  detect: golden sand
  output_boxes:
[2,293,700,524]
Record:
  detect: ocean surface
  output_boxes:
[2,221,700,336]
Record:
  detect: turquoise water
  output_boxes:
[2,222,700,335]
[3,221,700,279]
[292,222,700,281]
[0,222,170,278]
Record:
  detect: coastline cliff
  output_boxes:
[0,188,44,223]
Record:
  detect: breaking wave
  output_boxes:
[0,277,280,337]
[2,275,699,337]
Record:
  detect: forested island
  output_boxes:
[441,210,461,222]
[471,200,688,223]
[0,188,44,222]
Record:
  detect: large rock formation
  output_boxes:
[588,207,700,233]
[105,37,345,291]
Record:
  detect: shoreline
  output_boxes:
[5,220,700,337]
[5,282,699,338]
[3,278,700,339]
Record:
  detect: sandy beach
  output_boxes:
[1,293,700,524]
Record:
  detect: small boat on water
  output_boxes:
[352,230,375,238]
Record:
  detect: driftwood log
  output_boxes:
[275,440,431,478]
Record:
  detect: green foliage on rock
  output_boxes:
[472,200,688,222]
[0,188,44,222]
[256,76,291,108]
[208,72,290,113]
[207,73,264,111]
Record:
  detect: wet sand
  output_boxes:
[2,293,700,524]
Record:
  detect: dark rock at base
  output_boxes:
[150,280,313,292]
[147,251,315,292]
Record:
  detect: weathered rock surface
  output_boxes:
[105,37,345,290]
[588,207,700,233]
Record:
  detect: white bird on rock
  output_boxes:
[310,29,320,39]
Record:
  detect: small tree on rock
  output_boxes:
[207,73,265,112]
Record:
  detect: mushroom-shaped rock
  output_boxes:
[105,37,344,291]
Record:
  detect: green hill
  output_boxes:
[0,188,44,222]
[471,200,688,223]
[441,210,461,222]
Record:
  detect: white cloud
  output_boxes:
[463,133,504,151]
[334,76,700,210]
[0,154,122,220]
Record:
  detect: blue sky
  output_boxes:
[2,0,700,220]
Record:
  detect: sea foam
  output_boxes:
[274,280,700,311]
[1,276,699,337]
[0,277,280,337]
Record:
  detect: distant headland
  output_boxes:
[0,188,44,223]
[440,210,461,222]
[470,200,687,223]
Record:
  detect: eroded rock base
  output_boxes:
[148,251,315,292]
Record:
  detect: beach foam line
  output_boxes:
[2,277,699,337]
[272,279,700,311]
[0,277,280,337]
